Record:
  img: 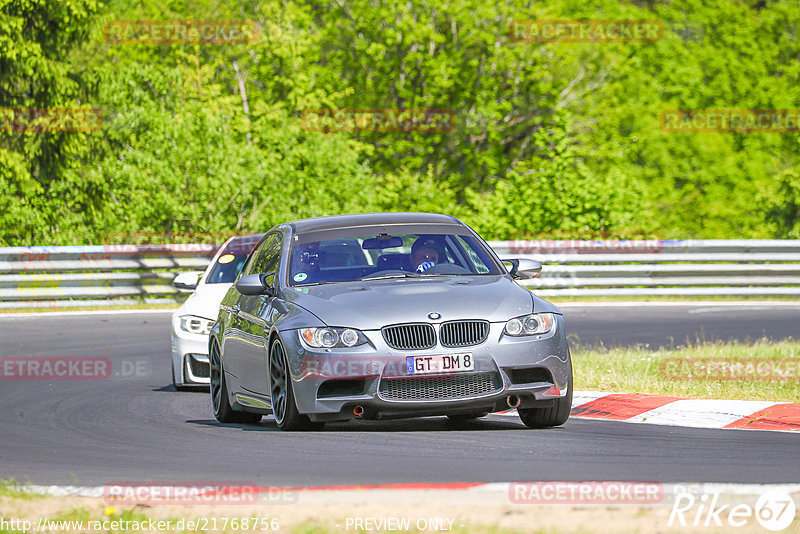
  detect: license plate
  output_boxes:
[405,353,474,375]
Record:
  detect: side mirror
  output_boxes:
[235,273,275,295]
[502,258,542,280]
[172,271,203,290]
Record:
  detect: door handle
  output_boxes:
[231,304,240,316]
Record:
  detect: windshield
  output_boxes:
[289,232,503,286]
[204,235,262,284]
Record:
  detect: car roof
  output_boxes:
[214,233,265,257]
[226,232,266,243]
[288,212,461,233]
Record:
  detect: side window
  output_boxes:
[242,245,263,277]
[249,233,282,284]
[455,235,490,273]
[241,251,259,278]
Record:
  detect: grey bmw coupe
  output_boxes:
[210,213,572,430]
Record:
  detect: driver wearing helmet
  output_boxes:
[409,236,445,273]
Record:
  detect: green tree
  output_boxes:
[465,112,641,239]
[766,168,800,239]
[0,0,99,244]
[67,0,379,242]
[3,0,800,244]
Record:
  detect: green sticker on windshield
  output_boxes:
[294,272,308,282]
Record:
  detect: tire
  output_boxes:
[210,340,262,424]
[518,355,573,429]
[446,412,488,422]
[269,338,322,431]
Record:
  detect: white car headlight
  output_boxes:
[180,315,214,335]
[299,328,368,348]
[504,313,555,336]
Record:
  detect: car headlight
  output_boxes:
[504,313,555,336]
[179,315,214,335]
[299,327,368,348]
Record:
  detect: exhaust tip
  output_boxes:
[353,405,365,417]
[507,395,521,409]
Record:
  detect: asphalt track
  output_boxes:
[0,304,798,487]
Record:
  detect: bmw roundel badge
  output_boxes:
[428,312,441,320]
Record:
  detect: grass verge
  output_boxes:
[0,491,726,534]
[3,487,792,534]
[0,479,38,500]
[572,338,800,402]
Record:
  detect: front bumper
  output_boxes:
[171,321,211,387]
[281,316,571,421]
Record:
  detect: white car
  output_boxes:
[170,234,263,389]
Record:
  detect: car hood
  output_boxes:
[174,283,233,320]
[283,275,535,330]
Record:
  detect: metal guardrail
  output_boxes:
[0,240,799,308]
[488,239,800,297]
[0,245,217,309]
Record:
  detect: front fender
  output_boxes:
[532,294,562,315]
[274,298,327,332]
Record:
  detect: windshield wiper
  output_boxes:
[360,273,416,281]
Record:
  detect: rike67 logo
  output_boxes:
[669,489,796,531]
